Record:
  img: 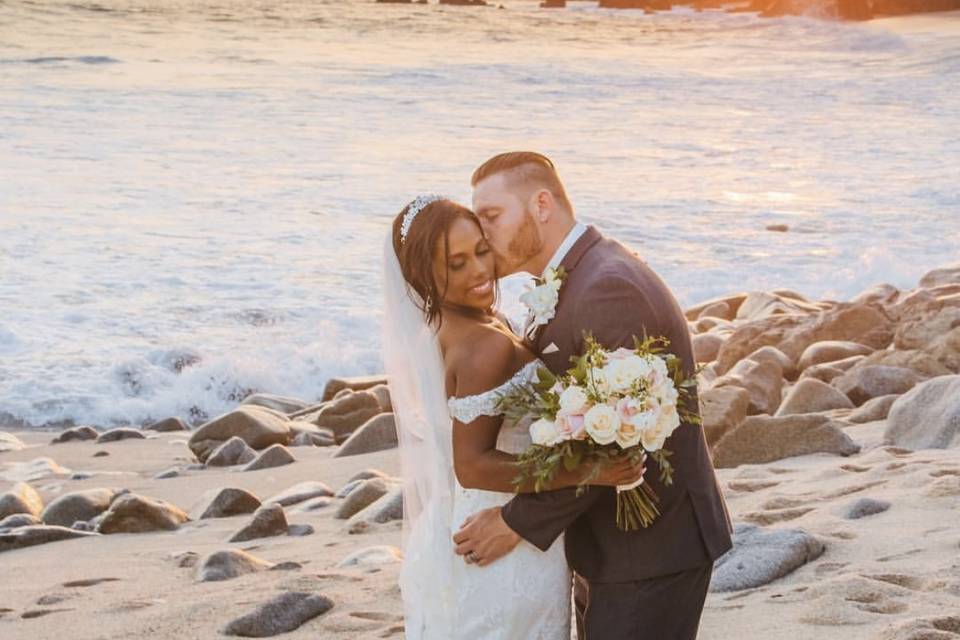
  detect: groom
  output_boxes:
[452,152,733,639]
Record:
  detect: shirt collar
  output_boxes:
[543,221,587,278]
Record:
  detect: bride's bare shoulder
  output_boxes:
[442,322,522,397]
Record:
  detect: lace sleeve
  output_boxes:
[447,360,540,424]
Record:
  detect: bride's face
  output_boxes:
[433,216,496,311]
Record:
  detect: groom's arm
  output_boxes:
[501,273,662,551]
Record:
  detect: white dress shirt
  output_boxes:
[542,221,587,277]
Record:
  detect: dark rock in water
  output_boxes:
[263,482,333,507]
[97,494,190,534]
[197,549,273,582]
[0,482,44,519]
[51,426,99,444]
[95,427,147,443]
[41,488,120,527]
[207,436,258,467]
[146,417,189,432]
[0,513,42,530]
[190,488,262,520]
[242,444,296,472]
[710,523,824,592]
[334,414,398,458]
[221,591,334,637]
[228,503,288,543]
[844,497,891,520]
[0,525,99,553]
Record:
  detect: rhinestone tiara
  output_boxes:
[400,193,446,244]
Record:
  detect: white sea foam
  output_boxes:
[0,0,958,428]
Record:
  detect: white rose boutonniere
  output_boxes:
[519,266,566,333]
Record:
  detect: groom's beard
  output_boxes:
[500,208,543,275]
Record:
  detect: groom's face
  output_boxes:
[472,173,543,276]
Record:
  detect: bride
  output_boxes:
[382,194,646,639]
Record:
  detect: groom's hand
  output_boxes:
[452,507,521,567]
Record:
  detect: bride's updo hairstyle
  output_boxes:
[392,198,488,327]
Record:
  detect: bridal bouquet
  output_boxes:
[496,334,700,531]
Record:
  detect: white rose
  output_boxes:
[558,385,589,415]
[589,366,611,395]
[529,418,563,446]
[584,403,619,445]
[615,420,643,449]
[655,383,679,407]
[640,422,668,452]
[656,403,682,438]
[603,355,651,394]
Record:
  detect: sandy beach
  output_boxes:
[3,263,960,639]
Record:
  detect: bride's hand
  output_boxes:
[591,452,647,487]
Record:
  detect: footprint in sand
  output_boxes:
[797,575,913,625]
[350,611,404,622]
[930,468,960,478]
[821,480,887,499]
[883,615,960,639]
[743,507,816,526]
[21,608,75,619]
[62,577,121,588]
[36,593,72,605]
[814,562,850,577]
[840,464,872,473]
[727,480,780,492]
[380,623,406,637]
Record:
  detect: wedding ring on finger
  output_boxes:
[466,551,478,564]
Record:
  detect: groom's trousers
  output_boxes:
[574,561,714,640]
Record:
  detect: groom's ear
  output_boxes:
[534,189,554,222]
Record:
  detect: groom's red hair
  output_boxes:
[471,151,571,211]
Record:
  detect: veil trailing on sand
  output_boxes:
[381,231,457,638]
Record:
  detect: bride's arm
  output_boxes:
[449,336,642,493]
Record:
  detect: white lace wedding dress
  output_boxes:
[442,360,572,640]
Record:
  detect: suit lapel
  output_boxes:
[533,225,603,355]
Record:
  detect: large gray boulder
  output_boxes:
[97,494,190,533]
[884,375,960,449]
[714,358,784,416]
[775,378,854,416]
[188,406,292,463]
[333,414,398,458]
[0,525,99,553]
[710,523,825,592]
[311,390,382,441]
[832,365,921,406]
[41,488,121,527]
[222,591,334,637]
[0,513,42,529]
[197,549,273,582]
[0,482,44,519]
[712,414,860,468]
[701,386,750,447]
[190,488,262,520]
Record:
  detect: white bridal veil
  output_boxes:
[381,231,457,638]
